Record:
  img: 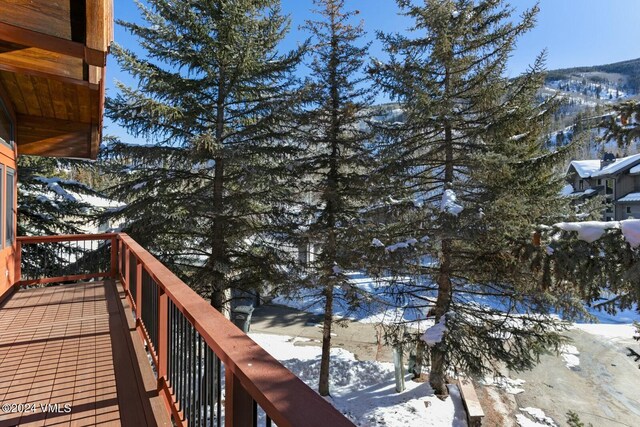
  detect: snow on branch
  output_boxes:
[441,189,463,216]
[553,219,640,247]
[422,315,447,346]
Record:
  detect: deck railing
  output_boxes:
[16,233,117,286]
[14,233,354,427]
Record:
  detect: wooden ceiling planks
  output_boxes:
[0,0,112,160]
[16,114,91,158]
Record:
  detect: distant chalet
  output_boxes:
[566,152,640,221]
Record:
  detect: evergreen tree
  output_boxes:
[293,0,376,396]
[370,0,583,394]
[19,156,106,236]
[104,0,304,312]
[601,100,640,150]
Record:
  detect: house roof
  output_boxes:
[618,192,640,203]
[569,153,640,179]
[0,0,113,159]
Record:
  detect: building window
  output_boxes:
[579,180,584,190]
[597,179,602,186]
[627,206,632,214]
[605,179,614,195]
[6,168,14,247]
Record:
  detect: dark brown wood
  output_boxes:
[226,370,256,427]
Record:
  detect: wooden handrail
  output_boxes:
[13,232,354,426]
[117,233,354,427]
[17,233,116,243]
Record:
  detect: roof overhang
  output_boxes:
[0,0,113,159]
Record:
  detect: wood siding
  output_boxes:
[0,0,112,159]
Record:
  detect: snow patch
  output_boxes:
[559,344,580,369]
[573,323,637,340]
[517,407,557,427]
[441,189,463,216]
[560,184,574,197]
[481,376,526,395]
[371,238,385,247]
[248,333,468,426]
[554,219,640,247]
[422,316,447,346]
[554,221,619,243]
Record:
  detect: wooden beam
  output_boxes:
[0,43,99,89]
[16,114,92,158]
[0,21,106,67]
[86,0,114,54]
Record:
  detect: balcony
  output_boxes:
[0,233,353,427]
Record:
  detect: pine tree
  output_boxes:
[18,156,107,236]
[18,155,115,280]
[370,0,583,395]
[104,0,304,312]
[601,100,640,150]
[293,0,376,396]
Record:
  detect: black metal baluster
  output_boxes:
[188,322,194,425]
[216,356,221,427]
[196,333,202,427]
[204,345,209,427]
[180,312,186,414]
[252,400,257,427]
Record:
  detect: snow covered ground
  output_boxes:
[249,333,468,427]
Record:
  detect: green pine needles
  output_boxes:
[105,0,305,312]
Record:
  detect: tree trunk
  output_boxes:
[319,6,341,397]
[319,280,334,396]
[430,118,454,396]
[210,67,227,314]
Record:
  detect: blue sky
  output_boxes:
[107,0,640,141]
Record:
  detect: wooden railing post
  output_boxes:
[124,246,130,290]
[135,258,143,321]
[110,236,117,279]
[14,240,21,285]
[225,370,255,427]
[157,289,168,379]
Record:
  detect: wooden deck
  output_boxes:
[0,281,171,426]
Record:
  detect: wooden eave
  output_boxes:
[0,0,113,159]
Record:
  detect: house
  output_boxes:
[566,152,640,221]
[0,2,352,426]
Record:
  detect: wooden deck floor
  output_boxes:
[0,281,171,427]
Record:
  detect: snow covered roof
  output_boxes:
[569,153,640,178]
[571,154,640,178]
[569,188,597,198]
[631,164,640,175]
[568,160,600,178]
[594,153,640,177]
[618,192,640,203]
